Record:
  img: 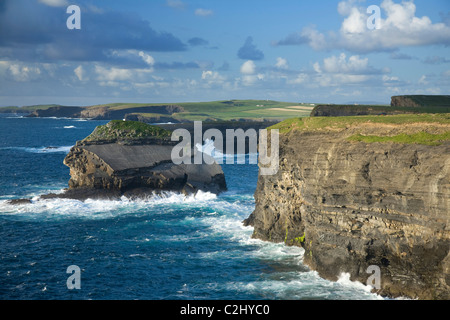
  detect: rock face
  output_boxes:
[310,105,412,117]
[391,95,450,108]
[244,121,450,299]
[311,95,450,117]
[61,121,227,200]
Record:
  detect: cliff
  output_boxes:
[312,95,450,117]
[310,105,409,117]
[391,95,450,109]
[80,105,184,120]
[244,114,450,299]
[58,121,227,200]
[27,106,85,118]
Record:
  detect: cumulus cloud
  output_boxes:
[240,60,256,75]
[94,51,155,85]
[275,57,289,70]
[322,53,371,74]
[201,70,226,86]
[239,60,265,86]
[305,53,389,88]
[237,37,264,60]
[275,0,450,53]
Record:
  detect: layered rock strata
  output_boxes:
[244,120,450,299]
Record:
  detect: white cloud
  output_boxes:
[382,75,399,82]
[201,70,227,87]
[241,74,264,86]
[195,8,213,17]
[240,60,256,75]
[275,57,289,70]
[94,51,155,85]
[307,53,386,88]
[287,73,309,85]
[418,75,428,85]
[95,66,133,82]
[322,53,369,74]
[277,0,450,53]
[138,51,155,67]
[38,0,69,7]
[0,61,10,76]
[8,63,41,82]
[74,65,86,81]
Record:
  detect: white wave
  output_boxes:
[0,190,221,220]
[224,268,384,300]
[1,146,73,154]
[195,139,259,163]
[3,115,25,119]
[63,126,76,129]
[336,272,381,295]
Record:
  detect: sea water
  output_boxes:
[0,114,382,300]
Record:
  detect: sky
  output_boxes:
[0,0,449,106]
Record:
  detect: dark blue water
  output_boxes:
[0,114,381,300]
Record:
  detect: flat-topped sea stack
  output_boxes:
[60,120,227,200]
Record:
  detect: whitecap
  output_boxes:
[336,272,379,295]
[1,146,73,154]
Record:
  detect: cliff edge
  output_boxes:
[244,114,450,299]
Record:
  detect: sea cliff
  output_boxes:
[244,114,450,299]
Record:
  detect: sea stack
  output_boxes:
[61,120,227,200]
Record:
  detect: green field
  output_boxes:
[87,100,315,121]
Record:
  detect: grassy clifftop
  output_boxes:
[83,120,172,143]
[270,113,450,146]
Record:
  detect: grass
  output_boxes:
[348,131,450,146]
[269,113,450,134]
[84,120,172,141]
[269,114,450,145]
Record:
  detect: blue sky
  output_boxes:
[0,0,449,106]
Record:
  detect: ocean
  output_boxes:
[0,114,383,300]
